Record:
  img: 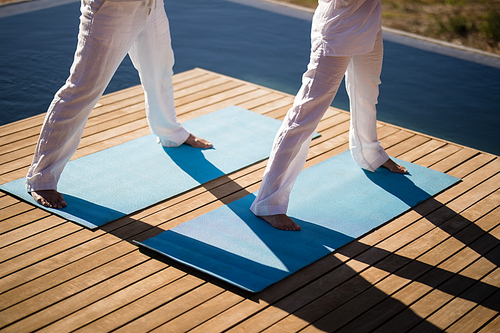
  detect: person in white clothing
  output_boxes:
[26,0,212,209]
[250,0,407,231]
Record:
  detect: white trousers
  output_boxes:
[250,30,388,216]
[26,0,189,192]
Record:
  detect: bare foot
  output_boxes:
[381,158,407,174]
[258,214,301,231]
[183,134,212,149]
[30,190,67,209]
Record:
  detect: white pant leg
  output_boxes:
[128,0,189,147]
[250,49,351,216]
[346,30,388,172]
[26,0,151,192]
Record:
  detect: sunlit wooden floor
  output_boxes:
[1,68,499,332]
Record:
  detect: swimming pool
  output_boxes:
[1,0,499,156]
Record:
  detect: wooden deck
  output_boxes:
[0,68,499,332]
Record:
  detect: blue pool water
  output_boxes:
[1,0,500,156]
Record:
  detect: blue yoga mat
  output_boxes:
[136,151,460,292]
[1,106,310,229]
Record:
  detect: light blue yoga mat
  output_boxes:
[1,106,311,229]
[136,151,460,292]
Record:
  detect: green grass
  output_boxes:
[482,10,500,41]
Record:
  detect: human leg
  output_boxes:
[346,30,405,173]
[26,0,151,206]
[250,50,351,229]
[128,0,209,148]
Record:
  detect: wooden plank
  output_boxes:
[93,85,143,106]
[0,217,77,262]
[398,139,447,163]
[0,230,120,293]
[0,241,137,311]
[0,259,165,333]
[114,281,225,333]
[134,181,262,242]
[447,153,496,179]
[381,129,414,149]
[415,143,462,168]
[449,301,499,332]
[445,171,500,213]
[311,122,350,147]
[0,223,94,279]
[306,140,350,167]
[433,158,500,205]
[172,73,217,91]
[263,104,292,120]
[150,286,244,333]
[36,265,189,333]
[0,208,47,235]
[126,159,496,332]
[0,136,40,160]
[0,129,40,153]
[376,125,400,141]
[315,111,350,133]
[241,258,376,333]
[82,101,146,134]
[385,134,430,157]
[0,146,35,166]
[237,92,287,110]
[431,147,478,174]
[171,68,211,84]
[175,80,245,107]
[0,249,145,323]
[304,228,485,332]
[175,76,232,99]
[251,96,295,115]
[0,202,34,223]
[176,85,258,114]
[74,274,207,333]
[476,306,500,333]
[0,194,18,208]
[415,267,500,332]
[0,114,45,139]
[179,88,275,121]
